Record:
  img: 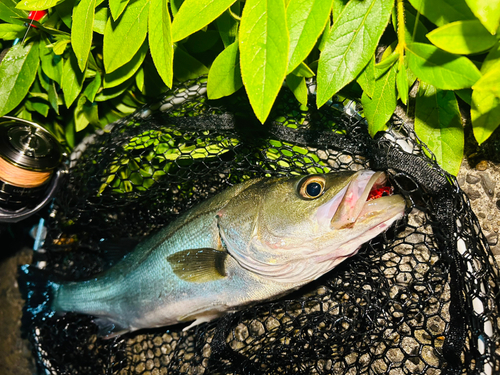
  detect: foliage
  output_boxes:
[0,0,499,175]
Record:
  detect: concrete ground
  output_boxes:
[0,247,36,374]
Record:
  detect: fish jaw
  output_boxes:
[312,170,406,261]
[313,196,405,264]
[329,171,387,229]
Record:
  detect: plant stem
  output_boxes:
[395,0,406,65]
[228,8,241,21]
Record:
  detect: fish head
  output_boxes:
[218,170,406,284]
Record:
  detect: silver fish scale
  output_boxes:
[23,78,500,375]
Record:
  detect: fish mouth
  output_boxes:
[317,171,405,230]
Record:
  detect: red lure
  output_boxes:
[27,10,47,28]
[367,186,394,201]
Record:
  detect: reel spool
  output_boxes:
[0,116,63,223]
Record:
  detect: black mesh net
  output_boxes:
[22,79,500,374]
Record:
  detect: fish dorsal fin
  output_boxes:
[167,248,227,283]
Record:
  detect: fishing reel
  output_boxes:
[0,116,64,223]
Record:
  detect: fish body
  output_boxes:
[42,170,406,337]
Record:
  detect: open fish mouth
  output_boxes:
[317,171,404,230]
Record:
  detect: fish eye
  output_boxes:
[298,176,326,199]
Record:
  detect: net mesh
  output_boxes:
[23,79,500,375]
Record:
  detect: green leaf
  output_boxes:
[173,46,209,81]
[471,66,500,145]
[0,42,39,117]
[141,59,168,97]
[103,0,150,73]
[361,62,398,137]
[136,67,144,91]
[172,0,236,42]
[28,92,49,101]
[216,3,239,47]
[286,74,308,106]
[149,0,173,88]
[39,38,63,84]
[95,78,132,101]
[465,0,500,35]
[481,41,500,74]
[65,119,75,148]
[0,24,26,40]
[406,42,482,90]
[104,40,147,88]
[16,0,65,10]
[316,0,393,107]
[26,98,50,117]
[331,0,347,22]
[286,0,333,73]
[239,0,288,123]
[170,0,183,16]
[404,8,429,44]
[62,51,85,107]
[31,21,72,37]
[47,81,59,114]
[83,71,101,101]
[414,83,463,176]
[52,38,70,55]
[184,30,221,54]
[15,107,33,121]
[375,51,399,78]
[37,66,51,92]
[427,20,496,55]
[407,0,475,27]
[93,7,109,34]
[0,0,28,25]
[455,88,472,105]
[317,16,330,52]
[397,61,409,105]
[405,59,417,91]
[72,0,96,72]
[207,41,242,99]
[291,62,315,78]
[56,0,75,28]
[109,0,129,20]
[121,90,144,108]
[83,100,100,126]
[380,41,396,62]
[356,55,375,98]
[87,49,102,71]
[74,95,90,132]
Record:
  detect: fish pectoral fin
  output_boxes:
[167,248,227,283]
[181,315,219,331]
[94,317,129,339]
[179,307,227,331]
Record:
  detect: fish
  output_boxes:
[21,170,406,338]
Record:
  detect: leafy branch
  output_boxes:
[0,0,499,176]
